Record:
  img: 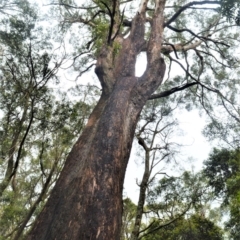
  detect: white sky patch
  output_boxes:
[135,52,147,77]
[124,109,213,203]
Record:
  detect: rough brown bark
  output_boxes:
[27,1,166,239]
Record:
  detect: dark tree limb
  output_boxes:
[9,100,35,180]
[123,19,132,27]
[148,82,198,100]
[111,6,126,42]
[162,42,179,58]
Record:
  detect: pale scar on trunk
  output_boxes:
[96,227,101,238]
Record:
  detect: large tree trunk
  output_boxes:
[27,1,166,239]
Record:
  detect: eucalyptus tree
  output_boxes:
[26,0,240,239]
[0,5,53,197]
[123,96,217,240]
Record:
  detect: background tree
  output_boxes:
[128,96,181,240]
[121,97,224,239]
[203,148,240,239]
[122,171,223,240]
[0,1,97,239]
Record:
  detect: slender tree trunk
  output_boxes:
[27,1,166,238]
[130,149,150,240]
[0,105,28,196]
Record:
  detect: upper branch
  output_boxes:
[164,1,220,27]
[162,40,203,55]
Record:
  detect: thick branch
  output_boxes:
[136,0,166,99]
[162,40,203,55]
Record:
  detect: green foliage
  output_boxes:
[203,148,240,239]
[121,198,136,240]
[142,214,224,240]
[203,148,240,200]
[112,41,122,59]
[121,171,224,239]
[220,0,240,25]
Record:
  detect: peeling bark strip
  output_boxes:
[27,1,166,239]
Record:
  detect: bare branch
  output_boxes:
[167,25,230,48]
[164,1,220,27]
[46,2,97,10]
[74,63,95,81]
